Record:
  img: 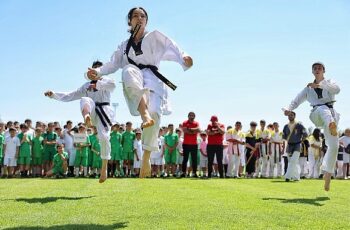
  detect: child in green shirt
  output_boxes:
[18,124,32,177]
[46,144,68,178]
[32,128,44,177]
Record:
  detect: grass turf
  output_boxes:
[0,178,349,229]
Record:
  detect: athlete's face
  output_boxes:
[312,64,325,78]
[130,9,147,31]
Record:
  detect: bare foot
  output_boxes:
[99,169,107,183]
[141,119,154,129]
[329,122,337,136]
[84,114,93,128]
[99,160,108,183]
[323,172,331,191]
[140,151,151,178]
[140,167,151,178]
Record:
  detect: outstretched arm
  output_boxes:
[283,87,308,114]
[87,45,124,80]
[44,85,86,102]
[154,30,193,70]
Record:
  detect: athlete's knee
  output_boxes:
[122,65,141,80]
[80,97,93,111]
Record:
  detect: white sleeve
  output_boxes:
[16,137,21,147]
[96,77,116,92]
[319,79,340,95]
[95,44,124,76]
[51,85,86,102]
[133,140,137,150]
[286,87,308,111]
[153,30,190,71]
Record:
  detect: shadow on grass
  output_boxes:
[12,196,95,204]
[3,222,128,229]
[270,180,300,183]
[262,196,330,206]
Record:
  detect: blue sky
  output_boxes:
[1,0,349,131]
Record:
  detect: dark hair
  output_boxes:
[66,120,73,125]
[313,128,321,141]
[127,7,148,26]
[188,111,196,117]
[24,119,32,123]
[312,62,325,71]
[92,60,103,68]
[250,121,257,127]
[20,123,28,129]
[168,124,174,128]
[289,111,296,116]
[56,143,64,149]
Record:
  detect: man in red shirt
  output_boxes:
[181,112,200,177]
[206,115,225,178]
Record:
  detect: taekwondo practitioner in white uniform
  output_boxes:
[86,7,193,178]
[45,61,115,183]
[268,122,284,178]
[283,62,340,191]
[226,122,245,178]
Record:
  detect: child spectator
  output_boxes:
[3,128,20,178]
[91,126,102,178]
[46,143,68,178]
[110,123,123,177]
[18,123,32,177]
[43,122,58,175]
[121,122,135,177]
[199,132,208,177]
[31,128,44,177]
[133,130,143,177]
[74,125,91,177]
[164,124,178,177]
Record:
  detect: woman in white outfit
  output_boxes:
[283,62,340,191]
[86,7,193,177]
[45,61,115,183]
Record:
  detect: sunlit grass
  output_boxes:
[0,178,349,229]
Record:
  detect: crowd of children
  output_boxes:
[0,118,349,180]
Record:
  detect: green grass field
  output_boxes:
[0,178,349,229]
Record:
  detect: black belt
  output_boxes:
[95,102,112,128]
[313,103,334,109]
[125,25,177,91]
